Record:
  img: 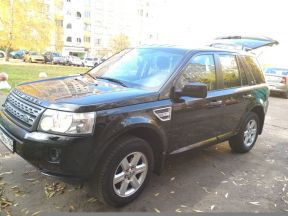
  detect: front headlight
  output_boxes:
[39,109,95,135]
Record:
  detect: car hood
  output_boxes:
[15,75,158,112]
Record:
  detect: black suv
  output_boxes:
[0,36,278,206]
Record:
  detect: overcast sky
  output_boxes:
[155,0,287,66]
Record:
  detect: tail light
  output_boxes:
[281,77,288,84]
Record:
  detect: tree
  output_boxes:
[110,34,130,54]
[0,0,53,61]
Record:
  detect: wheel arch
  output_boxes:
[96,123,168,175]
[250,105,265,134]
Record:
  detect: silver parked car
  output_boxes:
[264,67,288,98]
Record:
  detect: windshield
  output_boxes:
[88,48,186,90]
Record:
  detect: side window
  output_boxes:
[236,56,249,86]
[244,56,265,84]
[219,54,241,88]
[175,54,216,91]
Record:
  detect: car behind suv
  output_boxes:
[0,36,277,206]
[264,67,288,98]
[23,51,44,63]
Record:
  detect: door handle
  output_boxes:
[208,100,223,107]
[243,94,253,99]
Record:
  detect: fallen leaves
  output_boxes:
[274,176,288,182]
[87,197,97,203]
[175,208,182,212]
[154,208,160,213]
[193,209,203,213]
[10,185,24,197]
[0,182,13,210]
[202,187,211,193]
[249,201,261,206]
[0,171,13,176]
[31,211,42,216]
[225,193,229,198]
[170,177,175,181]
[44,182,66,198]
[210,205,215,211]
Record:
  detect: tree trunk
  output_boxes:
[5,46,10,62]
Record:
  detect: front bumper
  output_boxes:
[0,111,97,178]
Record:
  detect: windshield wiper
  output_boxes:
[83,73,97,80]
[95,76,127,87]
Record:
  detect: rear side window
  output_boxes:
[218,54,241,88]
[244,56,265,84]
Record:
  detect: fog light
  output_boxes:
[48,148,61,163]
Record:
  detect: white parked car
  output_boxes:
[82,57,98,67]
[66,56,82,66]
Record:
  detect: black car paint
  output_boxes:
[0,47,269,178]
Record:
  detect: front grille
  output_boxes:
[4,90,44,129]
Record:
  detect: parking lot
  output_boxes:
[0,96,288,215]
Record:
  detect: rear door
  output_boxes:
[212,52,251,140]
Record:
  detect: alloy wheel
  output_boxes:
[113,152,148,197]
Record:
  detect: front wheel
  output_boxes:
[229,112,260,153]
[92,136,154,206]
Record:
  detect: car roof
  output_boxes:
[137,44,253,56]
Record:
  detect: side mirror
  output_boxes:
[177,82,208,98]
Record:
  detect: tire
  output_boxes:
[284,91,288,99]
[91,136,154,206]
[229,112,260,153]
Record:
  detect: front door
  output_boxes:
[170,53,223,151]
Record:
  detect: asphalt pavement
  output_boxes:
[0,96,288,215]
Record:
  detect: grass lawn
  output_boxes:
[0,63,89,93]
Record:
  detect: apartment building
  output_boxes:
[45,0,163,57]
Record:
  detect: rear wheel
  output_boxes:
[284,91,288,99]
[229,112,259,153]
[91,136,154,206]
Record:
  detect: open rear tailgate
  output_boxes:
[210,36,279,51]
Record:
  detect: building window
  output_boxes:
[84,36,91,43]
[66,37,72,42]
[84,23,91,31]
[84,11,90,18]
[55,19,63,27]
[67,0,71,2]
[76,12,81,18]
[67,10,71,16]
[66,23,72,29]
[96,39,101,45]
[76,38,81,43]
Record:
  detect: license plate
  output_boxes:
[0,128,14,152]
